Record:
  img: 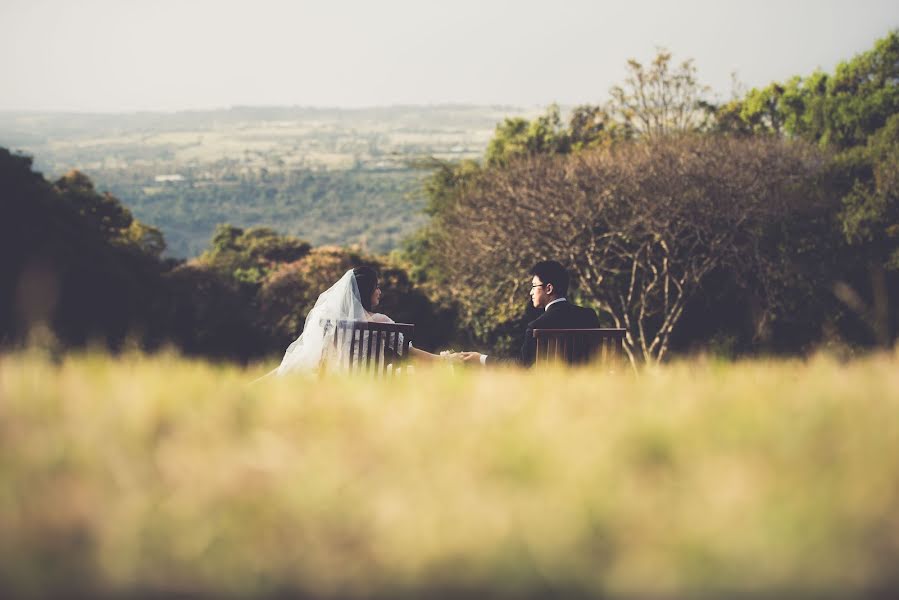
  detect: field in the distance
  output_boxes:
[0,106,543,256]
[2,351,899,599]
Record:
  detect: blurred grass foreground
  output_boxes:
[2,351,899,599]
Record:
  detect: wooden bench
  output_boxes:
[532,328,626,366]
[323,319,414,375]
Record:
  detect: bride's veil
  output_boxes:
[276,269,366,375]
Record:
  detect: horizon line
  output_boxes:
[0,102,570,117]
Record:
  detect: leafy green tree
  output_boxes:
[484,103,630,166]
[50,169,168,258]
[0,149,168,350]
[841,113,899,256]
[823,31,899,148]
[159,261,268,360]
[720,30,899,149]
[485,104,570,166]
[832,114,899,346]
[705,31,899,348]
[211,223,243,253]
[125,221,166,258]
[399,157,482,291]
[54,170,134,240]
[201,224,311,286]
[568,104,623,150]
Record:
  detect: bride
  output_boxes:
[276,266,447,375]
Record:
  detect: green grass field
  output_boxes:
[2,350,899,598]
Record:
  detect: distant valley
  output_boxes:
[0,105,539,256]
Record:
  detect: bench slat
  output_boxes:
[532,328,626,366]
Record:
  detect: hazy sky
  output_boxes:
[1,0,897,112]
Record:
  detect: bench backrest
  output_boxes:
[532,328,626,365]
[323,319,415,376]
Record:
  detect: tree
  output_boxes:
[609,49,712,138]
[718,30,899,149]
[840,114,899,255]
[483,104,626,167]
[54,170,134,241]
[835,113,899,346]
[161,262,267,360]
[0,149,169,350]
[568,104,623,150]
[716,31,899,348]
[485,104,569,166]
[51,168,168,258]
[823,30,899,149]
[431,135,823,365]
[201,224,311,285]
[124,221,167,259]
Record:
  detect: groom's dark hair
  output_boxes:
[353,266,379,311]
[531,260,569,297]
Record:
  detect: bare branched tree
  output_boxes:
[609,50,713,138]
[434,135,822,366]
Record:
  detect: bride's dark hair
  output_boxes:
[353,266,379,312]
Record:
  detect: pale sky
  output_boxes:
[1,0,897,112]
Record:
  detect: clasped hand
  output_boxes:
[440,350,483,364]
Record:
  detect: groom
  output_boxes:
[461,260,600,367]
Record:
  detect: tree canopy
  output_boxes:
[405,32,899,361]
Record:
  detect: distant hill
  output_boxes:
[0,105,540,256]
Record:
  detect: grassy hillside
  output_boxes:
[2,351,898,598]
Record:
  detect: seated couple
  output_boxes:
[275,260,599,375]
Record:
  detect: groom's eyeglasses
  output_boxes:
[530,284,545,289]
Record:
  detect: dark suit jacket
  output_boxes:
[486,299,600,367]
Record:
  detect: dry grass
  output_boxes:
[1,350,898,598]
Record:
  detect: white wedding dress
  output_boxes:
[276,270,406,375]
